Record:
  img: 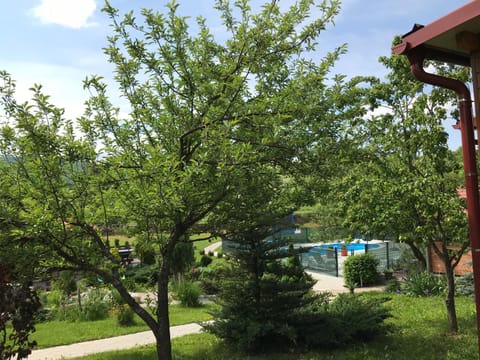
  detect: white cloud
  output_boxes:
[32,0,97,29]
[8,62,88,120]
[0,60,130,122]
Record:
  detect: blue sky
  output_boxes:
[0,0,469,148]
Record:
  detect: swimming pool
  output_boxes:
[310,242,380,253]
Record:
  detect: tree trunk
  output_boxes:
[77,286,82,312]
[444,260,458,334]
[156,259,172,360]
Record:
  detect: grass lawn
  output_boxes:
[192,236,223,265]
[32,303,217,349]
[103,234,135,246]
[70,294,478,360]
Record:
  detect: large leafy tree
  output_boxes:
[0,1,351,358]
[336,46,468,334]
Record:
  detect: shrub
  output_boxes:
[46,289,72,321]
[80,289,111,321]
[323,293,391,343]
[456,272,474,297]
[200,255,212,267]
[134,235,156,265]
[51,271,77,296]
[385,279,402,293]
[108,288,136,326]
[401,271,446,297]
[206,291,391,353]
[293,293,391,350]
[173,280,202,307]
[125,264,158,287]
[343,253,380,287]
[217,252,223,258]
[171,241,195,279]
[46,289,66,309]
[112,304,136,326]
[199,262,229,295]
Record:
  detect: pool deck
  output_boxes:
[305,240,387,294]
[308,271,386,294]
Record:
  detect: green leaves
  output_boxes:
[336,48,468,268]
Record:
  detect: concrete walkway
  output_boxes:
[308,271,386,294]
[29,322,204,360]
[203,241,222,255]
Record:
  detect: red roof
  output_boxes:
[392,1,480,66]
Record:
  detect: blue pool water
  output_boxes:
[310,242,380,253]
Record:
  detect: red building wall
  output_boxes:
[428,241,472,276]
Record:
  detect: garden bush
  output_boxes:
[199,255,212,267]
[343,253,380,287]
[206,291,391,353]
[456,272,474,297]
[401,271,446,297]
[291,293,391,350]
[134,235,156,265]
[198,262,229,295]
[46,289,66,309]
[112,304,136,326]
[385,278,402,293]
[46,289,72,321]
[125,264,158,287]
[173,280,202,307]
[108,288,136,326]
[51,271,77,296]
[81,289,111,321]
[325,293,391,342]
[0,283,41,360]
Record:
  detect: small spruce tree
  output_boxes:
[205,223,316,352]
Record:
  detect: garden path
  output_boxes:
[29,322,204,360]
[203,241,222,254]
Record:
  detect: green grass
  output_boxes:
[192,235,223,265]
[71,294,478,360]
[103,234,135,246]
[32,303,217,349]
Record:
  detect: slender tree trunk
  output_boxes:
[431,240,459,335]
[444,260,458,334]
[156,258,172,360]
[77,286,82,312]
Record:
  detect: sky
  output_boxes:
[0,0,471,149]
